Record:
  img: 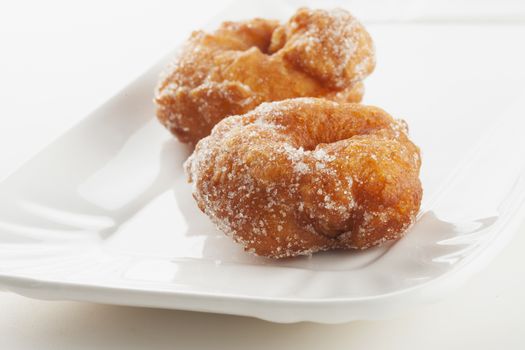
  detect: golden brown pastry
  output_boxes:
[185,98,422,258]
[156,8,375,145]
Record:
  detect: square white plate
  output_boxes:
[1,2,525,323]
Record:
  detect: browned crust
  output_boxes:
[185,98,422,258]
[156,8,375,145]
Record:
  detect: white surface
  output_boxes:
[1,0,525,347]
[0,226,524,349]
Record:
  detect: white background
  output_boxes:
[1,0,525,348]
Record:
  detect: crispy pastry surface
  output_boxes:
[185,98,422,258]
[156,8,375,144]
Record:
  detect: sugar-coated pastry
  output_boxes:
[156,8,375,144]
[185,98,422,258]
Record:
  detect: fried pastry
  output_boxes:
[185,98,422,258]
[156,8,375,144]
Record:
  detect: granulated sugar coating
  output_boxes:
[156,8,375,145]
[185,98,422,258]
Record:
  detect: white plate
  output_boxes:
[1,2,525,324]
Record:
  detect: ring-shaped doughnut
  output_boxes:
[156,8,375,144]
[185,98,422,258]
